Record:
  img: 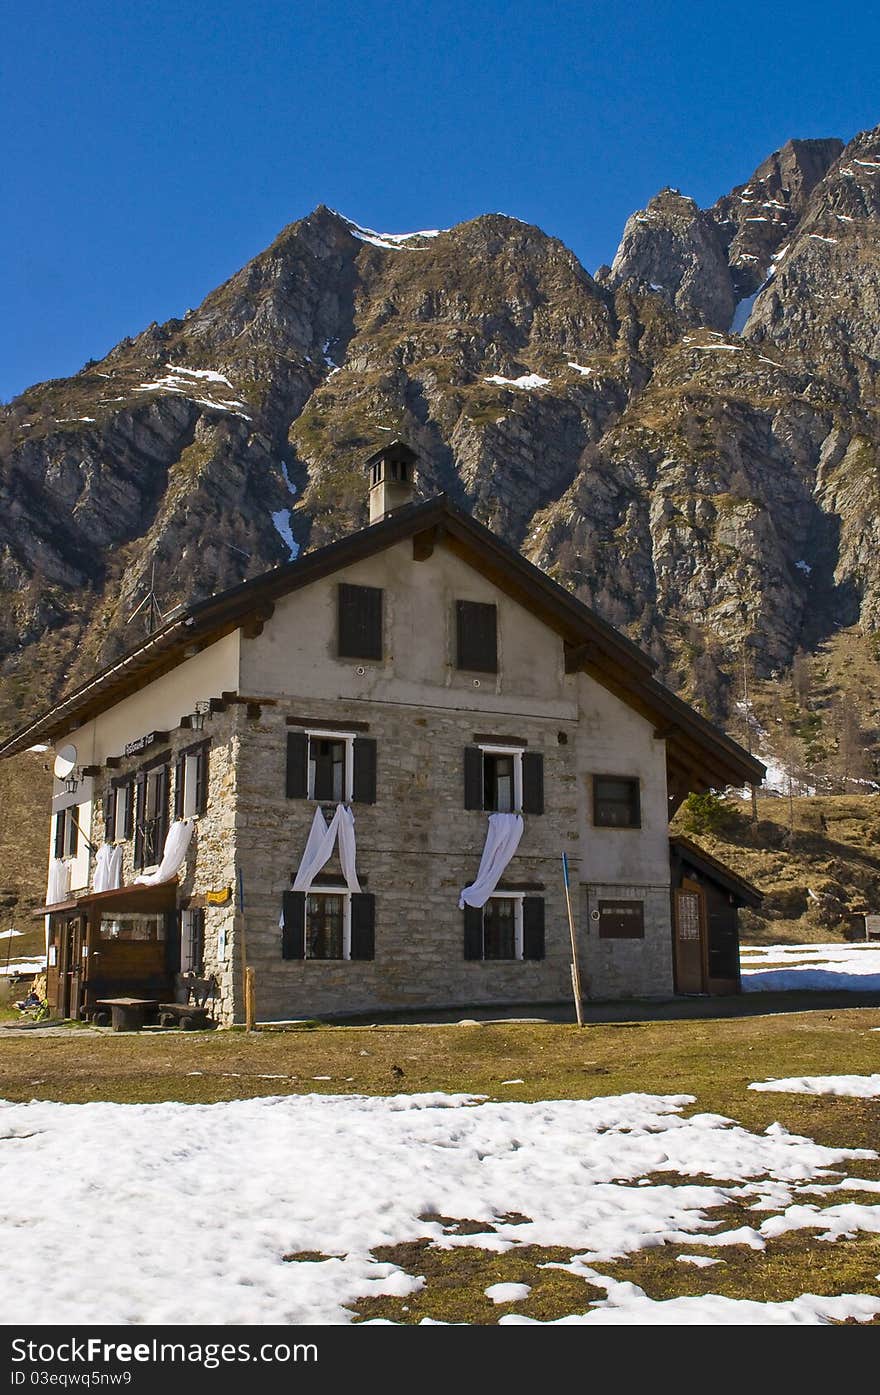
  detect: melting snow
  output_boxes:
[271,509,299,561]
[484,373,550,390]
[808,234,838,244]
[343,217,443,251]
[750,1076,880,1099]
[0,1091,877,1325]
[731,295,758,333]
[567,362,594,376]
[795,559,812,574]
[485,1283,532,1304]
[134,365,251,419]
[740,943,880,994]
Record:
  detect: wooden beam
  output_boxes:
[241,603,275,639]
[286,715,370,732]
[412,524,445,561]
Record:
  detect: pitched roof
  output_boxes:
[670,835,763,907]
[0,494,765,790]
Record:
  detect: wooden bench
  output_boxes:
[93,997,159,1031]
[157,974,217,1031]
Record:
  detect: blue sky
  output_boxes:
[2,0,877,400]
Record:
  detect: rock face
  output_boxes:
[1,127,879,745]
[606,189,736,330]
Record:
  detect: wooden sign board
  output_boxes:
[864,915,880,940]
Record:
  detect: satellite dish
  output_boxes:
[53,744,77,779]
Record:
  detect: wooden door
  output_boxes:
[67,915,86,1020]
[55,918,70,1018]
[674,880,706,994]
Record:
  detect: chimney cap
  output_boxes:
[364,439,418,470]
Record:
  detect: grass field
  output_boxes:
[2,1008,879,1323]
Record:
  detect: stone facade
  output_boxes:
[43,529,688,1024]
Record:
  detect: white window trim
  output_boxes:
[113,783,132,843]
[483,891,524,960]
[182,752,201,819]
[305,885,352,960]
[306,729,356,803]
[477,743,523,814]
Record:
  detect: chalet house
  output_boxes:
[0,443,763,1024]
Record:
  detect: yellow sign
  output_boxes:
[205,888,232,906]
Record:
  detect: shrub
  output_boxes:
[678,790,735,836]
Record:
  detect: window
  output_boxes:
[456,600,497,673]
[281,889,375,961]
[104,778,133,844]
[597,900,645,939]
[286,731,377,804]
[53,807,79,860]
[175,743,209,820]
[338,583,383,660]
[593,775,641,828]
[180,908,205,974]
[463,895,545,961]
[134,759,169,869]
[99,912,166,942]
[464,744,543,814]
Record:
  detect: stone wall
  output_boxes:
[234,699,581,1022]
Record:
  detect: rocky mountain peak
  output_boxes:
[607,187,735,330]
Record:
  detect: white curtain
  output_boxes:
[93,844,124,893]
[46,858,71,906]
[291,804,361,895]
[134,820,194,886]
[459,813,524,909]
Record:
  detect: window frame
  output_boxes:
[134,756,170,871]
[479,743,523,813]
[306,729,355,803]
[180,907,206,974]
[592,774,642,829]
[54,806,80,861]
[112,779,133,843]
[305,886,352,961]
[480,892,524,960]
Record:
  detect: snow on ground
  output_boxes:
[0,956,46,978]
[1,1091,878,1326]
[567,361,594,376]
[342,217,443,251]
[750,1075,880,1099]
[134,365,251,419]
[740,943,880,993]
[270,509,299,561]
[486,1283,531,1303]
[730,294,758,332]
[483,373,550,390]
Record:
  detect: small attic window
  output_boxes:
[371,462,381,486]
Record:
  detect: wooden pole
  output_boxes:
[245,966,256,1032]
[562,852,584,1027]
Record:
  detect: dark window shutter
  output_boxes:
[463,904,484,959]
[464,745,483,810]
[338,583,383,660]
[54,812,64,860]
[174,755,185,820]
[522,897,545,960]
[350,892,375,960]
[66,811,79,858]
[156,767,169,850]
[103,786,116,836]
[122,782,134,841]
[456,600,498,673]
[192,908,205,975]
[522,752,544,815]
[166,911,181,976]
[195,747,209,816]
[286,731,308,799]
[281,891,305,959]
[352,737,377,804]
[133,774,146,869]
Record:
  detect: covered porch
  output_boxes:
[41,882,179,1021]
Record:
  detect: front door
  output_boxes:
[67,915,86,1020]
[674,880,706,994]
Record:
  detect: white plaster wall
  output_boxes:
[56,632,240,768]
[239,540,575,720]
